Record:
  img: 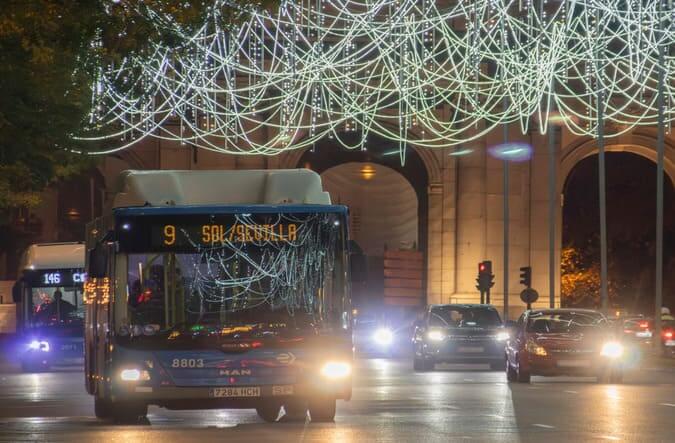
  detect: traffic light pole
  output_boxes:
[654,9,666,351]
[595,12,609,314]
[503,97,510,320]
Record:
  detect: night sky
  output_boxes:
[563,152,675,313]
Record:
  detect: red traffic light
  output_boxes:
[479,263,486,272]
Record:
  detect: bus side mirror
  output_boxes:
[88,244,108,278]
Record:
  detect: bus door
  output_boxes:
[85,243,114,396]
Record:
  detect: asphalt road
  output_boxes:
[1,357,675,442]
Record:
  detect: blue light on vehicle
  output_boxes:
[28,340,50,352]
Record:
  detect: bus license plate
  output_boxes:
[666,340,675,347]
[210,387,261,398]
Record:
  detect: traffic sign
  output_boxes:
[520,288,539,305]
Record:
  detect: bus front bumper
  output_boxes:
[111,380,352,407]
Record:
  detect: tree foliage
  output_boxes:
[561,246,620,308]
[0,0,275,218]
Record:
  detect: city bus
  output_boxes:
[84,169,353,423]
[13,242,86,372]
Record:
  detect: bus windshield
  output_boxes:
[29,286,84,328]
[115,212,348,344]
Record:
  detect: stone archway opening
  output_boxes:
[561,151,675,312]
[321,163,419,311]
[296,134,430,318]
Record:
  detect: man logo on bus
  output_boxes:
[219,368,252,376]
[276,352,296,365]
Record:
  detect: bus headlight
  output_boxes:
[600,341,624,359]
[120,368,151,382]
[320,361,352,379]
[28,340,50,352]
[373,328,393,346]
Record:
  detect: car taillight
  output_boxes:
[663,331,673,339]
[639,322,649,329]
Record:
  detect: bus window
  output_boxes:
[31,286,84,327]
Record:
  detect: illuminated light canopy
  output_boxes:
[79,0,675,157]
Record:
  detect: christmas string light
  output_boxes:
[79,0,675,156]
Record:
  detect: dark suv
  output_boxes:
[412,304,509,371]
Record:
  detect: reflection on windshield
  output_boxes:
[120,213,345,337]
[527,312,607,333]
[30,287,84,327]
[429,308,502,328]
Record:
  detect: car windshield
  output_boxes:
[429,307,502,328]
[527,311,607,333]
[116,212,347,342]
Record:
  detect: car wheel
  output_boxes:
[282,399,308,422]
[308,397,336,422]
[94,396,113,419]
[506,360,518,382]
[111,401,148,424]
[516,359,530,383]
[256,401,281,422]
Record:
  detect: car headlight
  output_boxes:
[28,340,50,352]
[320,361,352,379]
[526,340,547,356]
[600,341,624,358]
[427,330,445,341]
[120,368,151,381]
[495,331,510,341]
[373,328,393,346]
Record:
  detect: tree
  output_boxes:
[0,1,276,218]
[0,1,102,217]
[560,246,620,308]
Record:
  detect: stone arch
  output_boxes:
[560,132,675,191]
[278,139,443,186]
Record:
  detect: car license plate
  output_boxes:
[210,387,261,398]
[458,347,484,353]
[61,344,77,351]
[666,340,675,347]
[557,360,591,368]
[636,331,652,338]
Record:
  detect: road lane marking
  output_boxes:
[564,390,578,394]
[659,403,675,407]
[600,436,620,441]
[532,424,555,429]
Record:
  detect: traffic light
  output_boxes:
[476,260,495,294]
[519,266,532,288]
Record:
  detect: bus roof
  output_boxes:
[112,169,331,208]
[19,242,85,271]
